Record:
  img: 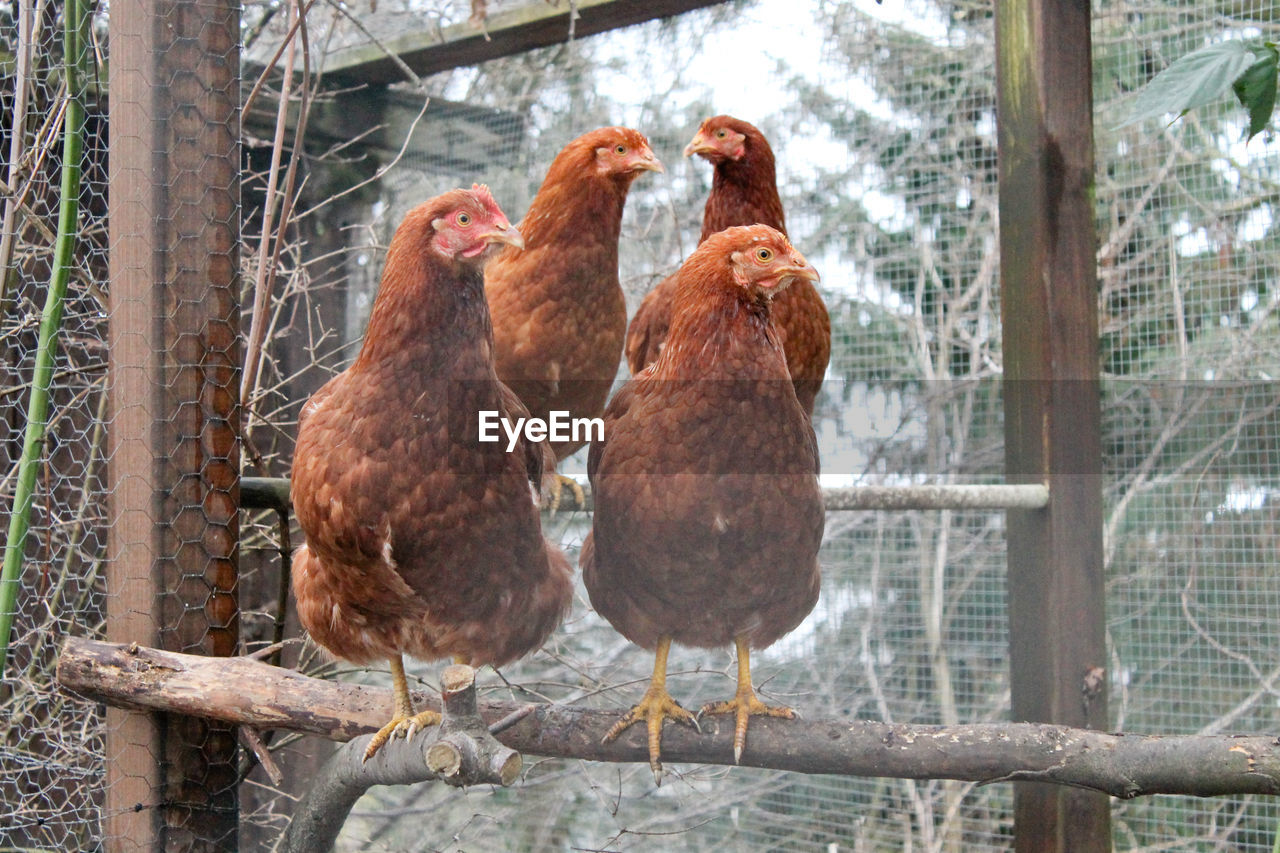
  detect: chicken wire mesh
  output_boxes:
[3,0,241,849]
[4,0,1280,850]
[2,2,110,848]
[1095,1,1280,846]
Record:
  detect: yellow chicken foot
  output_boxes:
[699,636,796,764]
[546,473,586,515]
[603,636,698,783]
[363,655,442,762]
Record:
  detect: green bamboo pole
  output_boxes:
[1,0,86,680]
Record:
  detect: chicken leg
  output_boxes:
[603,635,698,782]
[363,654,442,762]
[699,635,796,763]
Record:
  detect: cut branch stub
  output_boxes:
[424,739,462,777]
[441,663,476,698]
[432,662,522,787]
[426,731,522,787]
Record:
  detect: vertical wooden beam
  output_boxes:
[107,2,240,851]
[994,0,1110,850]
[106,6,163,848]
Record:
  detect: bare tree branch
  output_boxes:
[57,637,1280,800]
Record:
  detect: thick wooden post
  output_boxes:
[995,0,1110,849]
[107,2,241,850]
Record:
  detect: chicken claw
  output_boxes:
[546,473,586,515]
[362,709,443,762]
[602,636,697,784]
[699,687,794,765]
[604,684,699,784]
[698,636,795,764]
[363,654,442,762]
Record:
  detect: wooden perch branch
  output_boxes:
[284,663,519,853]
[57,637,1280,799]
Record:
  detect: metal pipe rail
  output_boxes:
[241,477,1049,514]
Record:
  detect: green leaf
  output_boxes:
[1232,46,1279,141]
[1116,39,1263,129]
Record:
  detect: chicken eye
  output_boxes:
[614,144,628,155]
[756,248,774,262]
[715,129,727,139]
[456,212,472,226]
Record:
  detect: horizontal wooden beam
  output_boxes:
[323,0,730,86]
[241,85,525,172]
[57,637,1280,798]
[241,476,1050,514]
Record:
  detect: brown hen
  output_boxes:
[291,186,573,761]
[625,115,831,414]
[485,127,662,497]
[583,224,825,780]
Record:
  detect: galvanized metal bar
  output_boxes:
[245,477,1048,514]
[824,483,1049,511]
[242,477,292,513]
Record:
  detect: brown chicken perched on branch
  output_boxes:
[290,186,573,761]
[485,126,663,506]
[626,115,831,414]
[582,224,825,781]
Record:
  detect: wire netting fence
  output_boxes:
[2,2,109,848]
[3,0,1280,849]
[1095,1,1280,845]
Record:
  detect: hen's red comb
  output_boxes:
[469,183,507,221]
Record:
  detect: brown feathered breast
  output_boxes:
[291,188,572,669]
[625,116,831,414]
[486,126,661,461]
[583,225,824,652]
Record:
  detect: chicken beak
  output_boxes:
[781,254,821,286]
[484,222,525,250]
[683,132,711,158]
[633,146,665,174]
